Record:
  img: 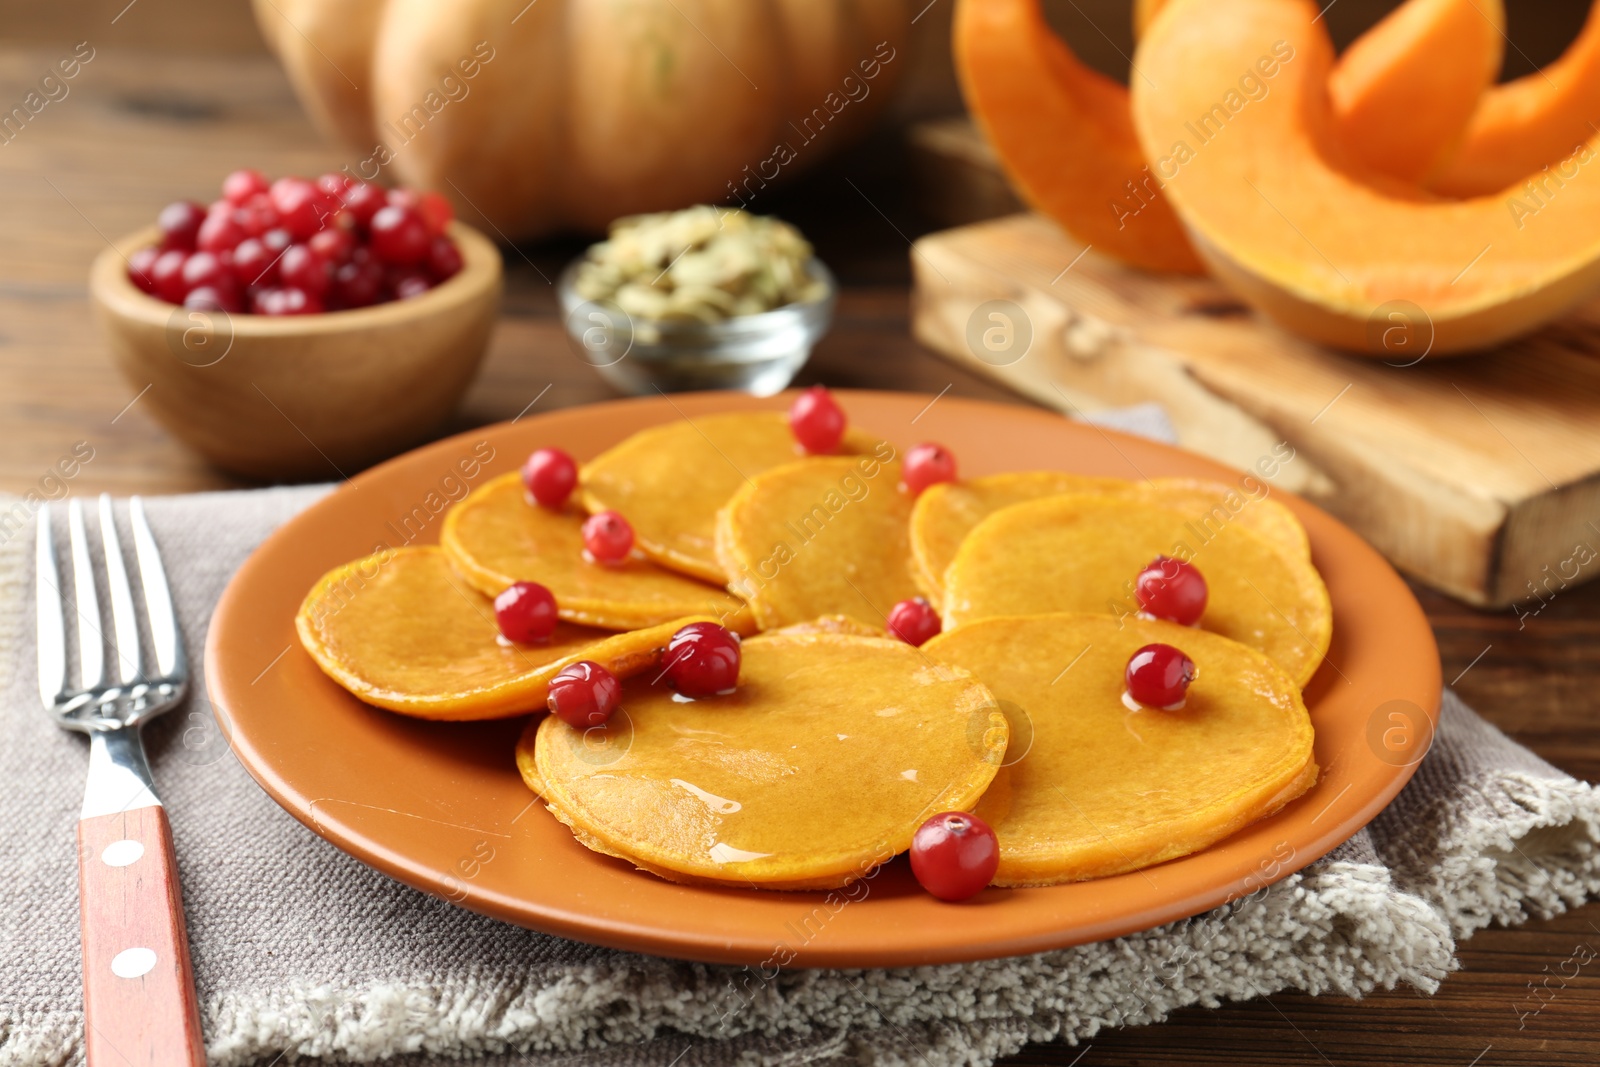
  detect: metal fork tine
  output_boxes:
[98,494,142,686]
[67,498,105,692]
[129,496,185,681]
[35,505,68,708]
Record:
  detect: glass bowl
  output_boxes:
[556,256,836,396]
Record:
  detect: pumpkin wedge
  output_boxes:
[954,0,1204,273]
[1431,2,1600,197]
[296,546,712,720]
[1131,0,1600,355]
[1326,0,1504,184]
[962,0,1500,275]
[1142,0,1502,185]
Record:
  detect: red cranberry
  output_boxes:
[279,244,331,295]
[270,177,331,240]
[180,250,232,294]
[234,193,280,237]
[522,448,578,508]
[887,597,942,647]
[427,236,463,281]
[157,201,206,251]
[332,258,384,308]
[196,210,245,253]
[1135,556,1208,626]
[150,249,189,302]
[253,287,323,316]
[902,443,958,496]
[417,190,453,235]
[392,272,432,300]
[341,181,387,226]
[308,226,355,264]
[494,581,558,643]
[261,227,292,255]
[910,811,999,902]
[1125,643,1197,709]
[221,168,269,205]
[127,246,160,293]
[546,660,622,729]
[370,204,430,265]
[664,622,741,697]
[231,237,278,287]
[184,285,240,313]
[788,385,846,454]
[316,171,351,198]
[582,511,634,564]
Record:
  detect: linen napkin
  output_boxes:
[2,474,1598,1067]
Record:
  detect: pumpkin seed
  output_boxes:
[574,205,828,323]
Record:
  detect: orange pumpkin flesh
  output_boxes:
[1326,0,1504,184]
[960,0,1501,275]
[1131,0,1600,355]
[1142,0,1502,186]
[954,0,1204,274]
[1430,2,1600,197]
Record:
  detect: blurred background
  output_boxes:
[2,0,1595,493]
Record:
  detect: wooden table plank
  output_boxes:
[1,44,1596,1067]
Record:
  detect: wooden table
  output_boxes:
[3,45,1597,1067]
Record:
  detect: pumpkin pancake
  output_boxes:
[442,472,752,631]
[522,631,1009,890]
[910,472,1309,603]
[1130,478,1311,563]
[925,614,1317,886]
[714,455,920,630]
[771,614,885,638]
[909,472,1127,599]
[581,413,888,583]
[296,546,710,720]
[942,496,1331,687]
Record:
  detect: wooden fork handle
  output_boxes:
[78,805,205,1066]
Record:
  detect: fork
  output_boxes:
[37,494,205,1066]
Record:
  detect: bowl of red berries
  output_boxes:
[90,170,503,481]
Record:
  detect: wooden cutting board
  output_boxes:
[910,211,1600,608]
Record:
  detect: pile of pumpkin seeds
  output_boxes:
[573,205,829,323]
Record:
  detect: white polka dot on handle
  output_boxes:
[101,840,144,867]
[111,947,157,979]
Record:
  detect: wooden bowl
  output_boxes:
[90,222,502,481]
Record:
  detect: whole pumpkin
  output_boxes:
[253,0,910,239]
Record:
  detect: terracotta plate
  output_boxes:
[207,391,1441,968]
